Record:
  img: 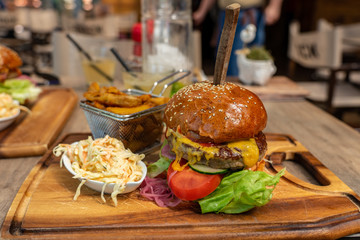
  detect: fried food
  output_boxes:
[84,91,143,107]
[84,82,168,111]
[148,97,169,106]
[106,105,152,115]
[88,101,106,110]
[83,82,169,152]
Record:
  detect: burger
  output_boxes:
[0,45,22,81]
[164,81,267,171]
[150,81,284,214]
[0,45,41,104]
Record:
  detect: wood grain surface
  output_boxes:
[1,79,360,239]
[213,76,310,100]
[0,87,78,157]
[2,133,360,239]
[242,76,310,100]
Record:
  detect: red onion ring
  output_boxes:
[140,176,181,207]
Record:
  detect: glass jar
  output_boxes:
[141,0,193,75]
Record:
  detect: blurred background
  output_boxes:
[0,0,359,127]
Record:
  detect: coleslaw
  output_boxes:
[0,93,20,118]
[53,135,145,206]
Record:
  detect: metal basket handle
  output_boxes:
[149,69,191,96]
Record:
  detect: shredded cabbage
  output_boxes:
[0,93,19,118]
[53,135,145,206]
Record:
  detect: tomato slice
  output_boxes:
[167,160,221,201]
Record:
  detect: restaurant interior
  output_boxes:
[1,0,360,239]
[200,0,360,129]
[1,0,360,128]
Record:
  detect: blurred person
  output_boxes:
[0,0,16,38]
[192,0,218,74]
[193,0,283,76]
[193,0,217,27]
[219,0,283,76]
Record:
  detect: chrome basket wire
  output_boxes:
[80,69,191,154]
[148,69,191,96]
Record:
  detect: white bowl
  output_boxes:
[236,54,276,85]
[0,109,20,131]
[62,151,147,194]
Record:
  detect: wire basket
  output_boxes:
[80,69,191,153]
[80,89,166,153]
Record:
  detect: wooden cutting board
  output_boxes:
[2,133,360,239]
[0,87,78,157]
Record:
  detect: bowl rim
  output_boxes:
[61,143,147,187]
[0,108,20,122]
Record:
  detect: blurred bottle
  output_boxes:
[141,0,193,76]
[29,0,59,74]
[54,0,139,84]
[0,0,17,38]
[60,0,139,40]
[129,22,142,68]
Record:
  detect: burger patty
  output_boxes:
[167,131,267,170]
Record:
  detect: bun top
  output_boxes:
[0,45,22,69]
[164,81,267,143]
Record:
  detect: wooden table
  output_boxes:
[1,79,360,239]
[213,75,310,100]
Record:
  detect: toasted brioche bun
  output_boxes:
[0,45,22,81]
[164,81,267,143]
[0,45,22,69]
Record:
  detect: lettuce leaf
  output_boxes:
[147,140,173,178]
[0,79,41,104]
[198,168,285,214]
[4,79,32,88]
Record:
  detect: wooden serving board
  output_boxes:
[0,87,78,158]
[2,133,360,239]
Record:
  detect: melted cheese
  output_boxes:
[167,128,259,171]
[227,138,259,168]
